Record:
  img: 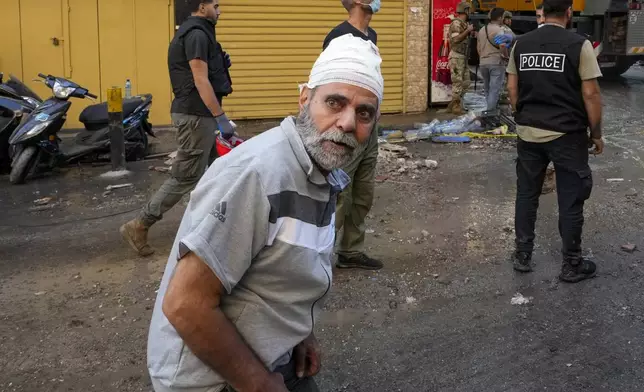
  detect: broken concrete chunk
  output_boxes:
[33,197,53,206]
[424,159,438,169]
[621,244,637,253]
[379,143,408,154]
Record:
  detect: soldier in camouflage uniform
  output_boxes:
[448,2,474,115]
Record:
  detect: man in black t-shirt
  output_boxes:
[121,0,235,257]
[323,0,378,49]
[323,0,384,271]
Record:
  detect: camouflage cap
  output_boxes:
[503,11,513,19]
[456,2,471,13]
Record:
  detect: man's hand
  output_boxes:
[466,23,474,32]
[590,137,604,155]
[216,113,236,139]
[294,333,321,379]
[224,52,232,68]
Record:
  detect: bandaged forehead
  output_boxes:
[304,34,384,104]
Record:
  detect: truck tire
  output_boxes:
[9,146,38,185]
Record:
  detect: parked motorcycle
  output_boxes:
[0,73,41,173]
[0,72,42,106]
[8,73,154,184]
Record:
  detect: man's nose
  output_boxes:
[336,109,356,133]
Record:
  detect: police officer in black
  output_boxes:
[506,0,604,283]
[121,0,235,256]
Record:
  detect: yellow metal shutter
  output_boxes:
[217,0,405,120]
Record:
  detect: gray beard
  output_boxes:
[296,106,367,172]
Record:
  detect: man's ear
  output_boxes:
[299,86,311,110]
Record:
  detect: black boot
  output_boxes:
[513,251,533,272]
[559,258,597,283]
[336,253,383,270]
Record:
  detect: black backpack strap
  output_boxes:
[485,25,501,49]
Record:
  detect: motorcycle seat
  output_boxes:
[79,97,143,131]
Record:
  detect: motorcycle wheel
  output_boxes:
[9,146,38,185]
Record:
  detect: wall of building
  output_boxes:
[405,0,431,113]
[1,0,432,128]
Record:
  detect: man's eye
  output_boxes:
[358,110,373,121]
[326,99,340,109]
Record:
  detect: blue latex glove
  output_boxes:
[494,34,514,46]
[223,52,232,68]
[215,113,235,139]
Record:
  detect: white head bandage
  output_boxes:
[303,34,384,104]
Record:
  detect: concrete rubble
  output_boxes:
[377,142,438,178]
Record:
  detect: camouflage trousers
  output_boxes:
[449,56,470,99]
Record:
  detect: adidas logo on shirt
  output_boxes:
[211,201,227,223]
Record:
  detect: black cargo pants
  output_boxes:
[514,132,593,264]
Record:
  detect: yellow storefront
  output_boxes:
[1,0,408,129]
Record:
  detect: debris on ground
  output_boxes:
[607,178,625,182]
[380,130,406,143]
[149,166,171,173]
[510,293,532,305]
[621,244,637,253]
[379,142,408,154]
[144,152,173,160]
[105,183,134,191]
[378,143,439,177]
[626,188,638,198]
[424,159,438,169]
[421,230,430,238]
[29,204,57,212]
[164,150,178,166]
[33,197,53,206]
[405,296,417,304]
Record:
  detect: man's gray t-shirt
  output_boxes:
[147,117,349,392]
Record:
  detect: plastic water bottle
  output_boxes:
[125,79,132,99]
[434,113,477,134]
[416,119,441,139]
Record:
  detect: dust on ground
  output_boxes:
[3,70,644,391]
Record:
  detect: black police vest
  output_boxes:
[514,25,588,134]
[168,17,232,117]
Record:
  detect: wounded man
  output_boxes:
[147,33,384,392]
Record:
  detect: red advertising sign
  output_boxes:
[431,0,461,104]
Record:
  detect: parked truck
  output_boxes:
[470,0,644,77]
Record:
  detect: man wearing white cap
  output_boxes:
[323,0,384,270]
[147,34,383,392]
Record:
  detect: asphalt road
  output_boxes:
[1,66,644,392]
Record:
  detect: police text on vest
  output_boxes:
[519,53,566,72]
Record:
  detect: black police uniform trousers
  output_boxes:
[515,131,593,263]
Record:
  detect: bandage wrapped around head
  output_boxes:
[302,34,384,104]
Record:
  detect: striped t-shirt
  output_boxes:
[147,116,349,392]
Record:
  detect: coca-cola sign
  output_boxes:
[431,0,461,103]
[436,59,449,70]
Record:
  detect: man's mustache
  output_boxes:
[317,129,359,149]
